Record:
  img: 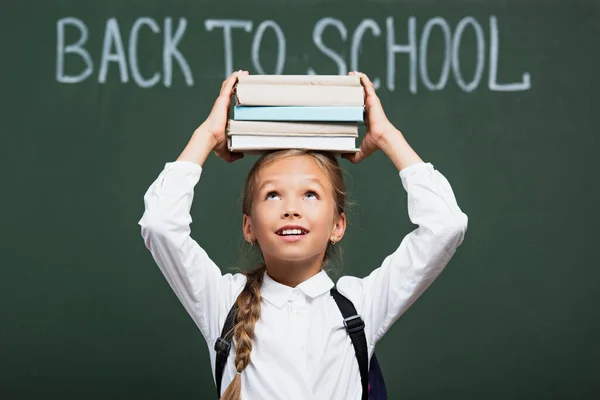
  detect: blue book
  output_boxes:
[233,106,364,122]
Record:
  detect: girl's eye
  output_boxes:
[266,191,280,200]
[305,191,319,200]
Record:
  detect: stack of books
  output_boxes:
[227,75,364,153]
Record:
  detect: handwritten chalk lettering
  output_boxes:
[385,16,530,93]
[308,18,348,76]
[351,19,382,90]
[386,17,418,93]
[129,18,161,88]
[252,20,286,75]
[98,18,128,84]
[488,16,531,91]
[419,17,452,91]
[56,17,94,83]
[56,15,531,92]
[164,18,193,87]
[452,17,485,92]
[56,17,193,87]
[205,19,253,78]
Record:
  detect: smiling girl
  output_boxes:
[139,71,468,400]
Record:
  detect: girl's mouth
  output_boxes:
[275,228,309,243]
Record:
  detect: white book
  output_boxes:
[237,75,360,86]
[227,134,358,152]
[235,84,364,107]
[228,120,358,135]
[229,131,357,137]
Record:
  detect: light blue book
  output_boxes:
[233,106,364,122]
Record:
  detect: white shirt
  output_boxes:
[138,160,468,400]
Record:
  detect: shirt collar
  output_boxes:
[261,269,334,308]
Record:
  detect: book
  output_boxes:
[235,84,364,107]
[227,120,358,135]
[227,134,358,152]
[237,75,361,86]
[233,106,364,122]
[229,75,364,153]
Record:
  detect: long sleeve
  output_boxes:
[337,162,468,345]
[138,161,246,342]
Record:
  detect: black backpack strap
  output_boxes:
[331,287,369,400]
[214,301,238,398]
[368,353,387,400]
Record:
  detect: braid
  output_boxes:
[220,264,266,400]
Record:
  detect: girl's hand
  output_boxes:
[342,71,397,164]
[198,70,249,163]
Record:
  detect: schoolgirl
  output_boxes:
[139,71,468,400]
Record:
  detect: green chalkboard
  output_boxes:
[1,0,599,399]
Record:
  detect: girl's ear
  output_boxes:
[243,214,255,243]
[330,212,347,243]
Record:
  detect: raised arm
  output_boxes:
[338,72,468,344]
[138,71,248,341]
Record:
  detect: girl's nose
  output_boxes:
[282,203,301,218]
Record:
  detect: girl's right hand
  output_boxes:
[199,70,249,163]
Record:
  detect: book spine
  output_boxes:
[228,132,358,137]
[228,120,358,134]
[229,135,357,151]
[235,85,364,107]
[233,106,364,122]
[237,75,360,86]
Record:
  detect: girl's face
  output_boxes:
[243,155,346,265]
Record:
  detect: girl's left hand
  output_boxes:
[342,71,397,164]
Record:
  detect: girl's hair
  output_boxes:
[220,149,348,400]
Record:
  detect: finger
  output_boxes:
[213,76,239,113]
[342,141,369,163]
[211,78,242,124]
[210,93,230,115]
[341,152,355,163]
[354,72,381,106]
[223,153,244,163]
[216,147,244,163]
[354,145,373,163]
[225,149,245,162]
[219,73,241,103]
[222,72,239,95]
[359,73,376,95]
[231,152,245,162]
[220,70,241,96]
[342,150,363,164]
[220,71,237,91]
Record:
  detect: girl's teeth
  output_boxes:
[281,229,303,235]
